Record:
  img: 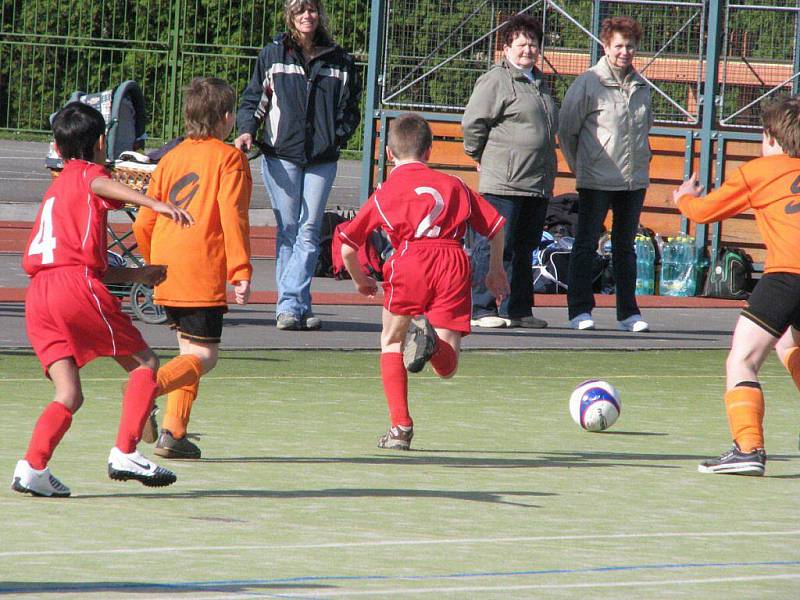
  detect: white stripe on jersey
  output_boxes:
[373,193,394,230]
[81,187,93,252]
[84,267,117,355]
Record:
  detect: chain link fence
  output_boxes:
[0,0,369,148]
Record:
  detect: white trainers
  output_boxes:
[618,315,650,332]
[11,460,71,497]
[470,315,507,328]
[107,447,177,487]
[569,313,595,330]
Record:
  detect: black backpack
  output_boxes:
[315,208,355,278]
[702,247,753,300]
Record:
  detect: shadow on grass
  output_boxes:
[73,487,550,507]
[0,581,331,595]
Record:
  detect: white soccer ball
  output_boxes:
[569,379,620,432]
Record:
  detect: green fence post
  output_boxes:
[359,0,386,204]
[166,0,184,140]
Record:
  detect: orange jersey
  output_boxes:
[677,154,800,274]
[133,138,253,307]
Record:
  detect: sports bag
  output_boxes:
[315,208,354,277]
[702,246,753,300]
[532,236,572,294]
[331,221,388,281]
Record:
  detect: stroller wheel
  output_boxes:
[130,283,167,324]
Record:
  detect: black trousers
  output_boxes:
[567,188,646,321]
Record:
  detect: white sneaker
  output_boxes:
[11,460,71,497]
[618,315,650,332]
[569,313,595,330]
[470,316,507,328]
[107,447,177,487]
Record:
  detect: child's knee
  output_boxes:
[435,364,458,379]
[55,392,83,413]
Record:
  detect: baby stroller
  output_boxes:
[45,81,165,324]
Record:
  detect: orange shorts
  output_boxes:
[382,239,472,334]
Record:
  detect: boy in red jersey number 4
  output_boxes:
[13,102,192,497]
[339,114,509,449]
[673,95,800,476]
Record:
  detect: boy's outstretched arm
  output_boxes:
[486,233,510,303]
[341,244,378,298]
[91,178,194,227]
[671,169,752,224]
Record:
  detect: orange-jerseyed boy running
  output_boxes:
[338,114,509,450]
[134,77,253,459]
[673,95,800,476]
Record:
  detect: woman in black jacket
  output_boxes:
[235,0,361,331]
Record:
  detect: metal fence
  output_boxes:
[0,0,369,148]
[378,0,799,128]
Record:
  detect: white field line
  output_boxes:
[1,529,798,559]
[0,373,743,383]
[194,574,800,598]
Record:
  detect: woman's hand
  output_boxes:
[234,133,253,152]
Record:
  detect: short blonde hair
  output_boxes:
[284,0,334,46]
[183,77,235,139]
[762,95,800,157]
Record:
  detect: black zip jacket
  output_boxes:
[236,33,361,166]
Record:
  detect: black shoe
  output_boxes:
[377,425,413,450]
[403,316,437,373]
[154,429,201,459]
[698,442,766,476]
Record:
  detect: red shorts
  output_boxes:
[26,267,148,373]
[382,239,472,334]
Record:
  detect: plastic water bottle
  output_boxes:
[659,237,679,296]
[635,235,655,295]
[660,234,698,296]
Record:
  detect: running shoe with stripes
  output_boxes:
[403,316,437,373]
[697,443,766,476]
[107,447,177,487]
[377,425,414,450]
[11,460,71,497]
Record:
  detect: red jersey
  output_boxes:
[338,162,505,251]
[677,154,800,274]
[23,160,122,277]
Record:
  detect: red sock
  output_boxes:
[25,402,73,470]
[380,352,411,427]
[115,368,158,453]
[430,338,458,378]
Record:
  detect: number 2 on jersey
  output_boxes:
[414,186,444,238]
[28,196,57,264]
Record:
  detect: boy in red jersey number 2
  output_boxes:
[13,102,192,497]
[339,114,509,450]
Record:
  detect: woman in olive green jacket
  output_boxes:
[462,14,558,329]
[558,16,652,333]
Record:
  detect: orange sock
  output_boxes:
[430,338,457,378]
[161,381,199,439]
[725,383,765,452]
[156,355,203,396]
[380,352,411,427]
[782,347,800,392]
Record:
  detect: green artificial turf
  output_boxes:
[0,349,798,598]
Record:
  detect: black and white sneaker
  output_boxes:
[108,447,177,487]
[11,460,71,497]
[403,316,437,373]
[698,443,766,476]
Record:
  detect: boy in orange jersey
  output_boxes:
[338,114,509,450]
[673,95,800,476]
[133,77,252,459]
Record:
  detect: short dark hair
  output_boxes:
[762,95,800,157]
[51,102,106,162]
[183,77,236,139]
[501,14,543,48]
[600,16,643,45]
[387,113,432,160]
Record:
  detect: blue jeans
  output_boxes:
[567,188,646,321]
[470,193,548,319]
[261,156,337,318]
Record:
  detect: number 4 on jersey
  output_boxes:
[28,196,57,264]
